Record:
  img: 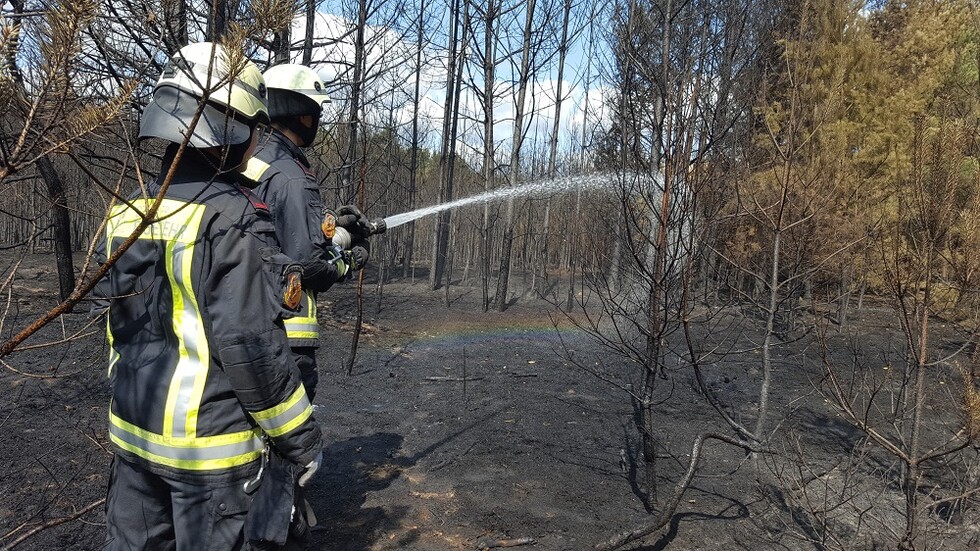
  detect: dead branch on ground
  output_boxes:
[594,431,770,551]
[0,498,105,551]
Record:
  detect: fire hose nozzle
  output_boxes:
[330,218,387,249]
[368,218,387,235]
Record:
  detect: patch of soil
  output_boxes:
[1,254,978,551]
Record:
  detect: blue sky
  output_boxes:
[283,4,615,166]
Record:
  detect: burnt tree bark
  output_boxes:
[36,158,76,302]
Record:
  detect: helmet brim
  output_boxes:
[139,86,260,147]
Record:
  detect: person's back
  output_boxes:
[104,145,318,484]
[100,42,322,551]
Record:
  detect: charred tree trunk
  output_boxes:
[161,0,188,52]
[478,0,499,311]
[302,0,316,65]
[273,24,290,64]
[5,0,74,302]
[208,0,231,40]
[538,0,572,297]
[430,0,463,290]
[403,0,426,280]
[36,157,75,302]
[493,0,536,311]
[342,0,367,202]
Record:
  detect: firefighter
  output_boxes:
[98,42,322,550]
[240,63,371,400]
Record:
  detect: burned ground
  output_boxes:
[1,254,978,550]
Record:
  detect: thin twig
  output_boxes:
[476,536,536,549]
[1,498,105,551]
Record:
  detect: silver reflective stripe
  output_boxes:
[293,89,330,101]
[109,423,263,462]
[254,396,311,437]
[107,316,119,377]
[234,78,265,103]
[283,322,320,334]
[251,385,313,438]
[185,64,264,104]
[169,240,208,437]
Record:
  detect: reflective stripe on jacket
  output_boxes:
[282,290,319,340]
[99,149,321,484]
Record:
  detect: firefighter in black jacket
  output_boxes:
[240,63,370,400]
[98,42,322,550]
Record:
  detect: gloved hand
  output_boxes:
[335,205,371,239]
[297,451,321,487]
[348,243,369,271]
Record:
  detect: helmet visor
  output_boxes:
[139,86,266,147]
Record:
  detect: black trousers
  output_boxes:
[104,457,252,551]
[292,347,318,401]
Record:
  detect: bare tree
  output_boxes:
[533,0,578,297]
[572,1,774,547]
[492,0,537,310]
[467,0,507,308]
[429,0,468,291]
[401,0,430,280]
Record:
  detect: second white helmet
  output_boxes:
[263,64,331,119]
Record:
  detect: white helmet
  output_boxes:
[263,64,330,119]
[139,42,270,147]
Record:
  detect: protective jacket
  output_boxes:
[241,131,344,348]
[98,146,322,485]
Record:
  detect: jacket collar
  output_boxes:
[268,130,311,169]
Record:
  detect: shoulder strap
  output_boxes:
[237,184,271,215]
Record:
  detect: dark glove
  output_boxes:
[335,205,371,239]
[348,244,369,271]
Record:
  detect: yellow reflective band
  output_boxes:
[159,205,208,439]
[251,385,313,438]
[109,413,263,471]
[284,329,319,340]
[107,199,205,245]
[106,316,119,377]
[263,403,313,438]
[241,157,271,183]
[285,291,318,340]
[106,199,210,440]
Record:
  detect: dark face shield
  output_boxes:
[139,85,261,148]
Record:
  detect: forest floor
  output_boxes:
[0,253,978,551]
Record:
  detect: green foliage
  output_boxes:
[727,0,980,313]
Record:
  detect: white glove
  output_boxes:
[298,451,322,487]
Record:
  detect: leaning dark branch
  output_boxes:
[0,111,204,359]
[594,431,770,551]
[682,314,758,443]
